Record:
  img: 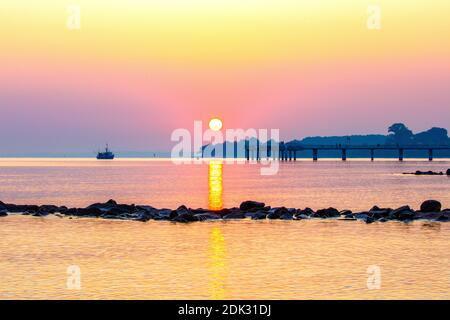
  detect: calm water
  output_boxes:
[1,158,450,299]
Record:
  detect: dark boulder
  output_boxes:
[76,207,103,217]
[420,200,441,213]
[296,208,314,216]
[223,212,245,219]
[266,212,280,219]
[172,213,199,223]
[354,212,370,220]
[251,211,267,220]
[446,169,450,175]
[315,207,340,218]
[293,214,309,220]
[194,213,221,221]
[413,212,442,220]
[365,217,375,224]
[389,205,413,219]
[0,210,7,217]
[239,201,265,211]
[340,210,352,216]
[269,207,289,216]
[279,213,294,220]
[436,215,449,222]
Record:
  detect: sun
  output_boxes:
[209,118,223,131]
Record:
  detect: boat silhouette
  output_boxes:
[97,144,115,159]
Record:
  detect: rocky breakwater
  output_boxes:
[403,168,450,176]
[1,199,449,224]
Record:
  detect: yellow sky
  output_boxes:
[1,0,450,66]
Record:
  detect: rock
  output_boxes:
[365,217,375,224]
[354,212,369,220]
[397,210,415,221]
[378,218,388,222]
[295,208,314,217]
[251,211,267,220]
[74,207,104,217]
[0,210,7,217]
[223,212,245,219]
[340,210,352,216]
[266,212,280,219]
[239,201,265,211]
[194,213,221,221]
[420,200,441,213]
[413,212,442,220]
[436,215,449,222]
[279,213,294,220]
[106,199,117,205]
[389,205,413,219]
[157,209,176,220]
[293,214,310,220]
[269,207,289,216]
[404,170,444,175]
[369,209,391,219]
[446,169,450,175]
[315,207,340,218]
[172,213,198,223]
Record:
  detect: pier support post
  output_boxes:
[245,141,250,161]
[289,150,292,161]
[294,150,297,161]
[342,149,347,161]
[399,148,404,161]
[256,141,260,161]
[428,149,433,161]
[313,148,318,161]
[370,149,374,161]
[233,141,237,159]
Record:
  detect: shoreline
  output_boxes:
[1,199,449,223]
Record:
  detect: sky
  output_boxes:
[1,0,450,155]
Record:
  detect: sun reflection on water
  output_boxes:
[208,161,223,211]
[208,227,227,299]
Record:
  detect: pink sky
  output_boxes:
[1,1,450,155]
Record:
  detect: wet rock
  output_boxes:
[365,217,375,224]
[293,214,310,220]
[378,218,388,222]
[75,207,103,217]
[266,212,280,219]
[280,213,294,220]
[413,212,442,220]
[157,209,176,220]
[354,212,370,220]
[369,209,391,219]
[436,215,449,222]
[194,213,221,221]
[172,213,199,223]
[296,208,314,217]
[315,207,340,218]
[269,207,289,216]
[223,212,246,219]
[340,210,352,216]
[404,170,444,175]
[389,205,413,219]
[250,211,267,220]
[0,210,7,217]
[239,201,265,211]
[447,169,450,175]
[420,200,441,213]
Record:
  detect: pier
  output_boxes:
[242,142,450,161]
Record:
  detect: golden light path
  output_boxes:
[208,160,223,210]
[208,227,227,300]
